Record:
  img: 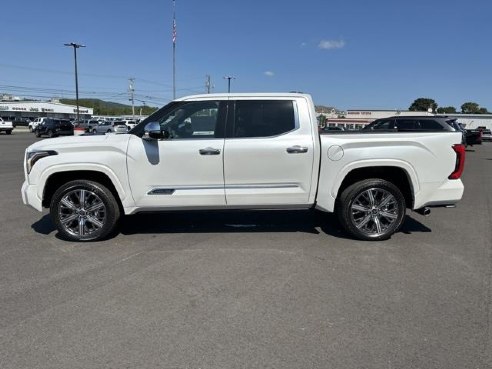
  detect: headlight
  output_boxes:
[26,150,57,174]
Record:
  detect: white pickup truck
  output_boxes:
[0,117,14,134]
[22,93,465,242]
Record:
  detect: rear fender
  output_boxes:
[316,159,418,212]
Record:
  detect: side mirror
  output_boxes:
[143,122,169,140]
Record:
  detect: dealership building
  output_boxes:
[0,100,93,122]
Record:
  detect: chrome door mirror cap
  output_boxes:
[143,122,163,140]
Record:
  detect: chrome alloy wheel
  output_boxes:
[58,189,106,237]
[350,187,399,237]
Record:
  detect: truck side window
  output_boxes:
[233,100,295,138]
[159,101,220,139]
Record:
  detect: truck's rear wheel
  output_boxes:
[50,180,120,241]
[337,179,406,241]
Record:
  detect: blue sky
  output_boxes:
[1,0,491,110]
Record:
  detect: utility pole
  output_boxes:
[172,0,177,99]
[223,75,235,93]
[205,75,213,94]
[128,78,135,119]
[64,42,85,123]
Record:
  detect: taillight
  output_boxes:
[449,144,465,179]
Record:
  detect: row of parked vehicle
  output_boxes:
[322,116,491,146]
[29,117,140,137]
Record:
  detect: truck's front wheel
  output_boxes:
[50,180,120,241]
[337,179,406,241]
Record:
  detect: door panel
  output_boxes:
[127,136,225,208]
[224,100,314,206]
[126,100,227,208]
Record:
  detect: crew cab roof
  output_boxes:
[176,92,311,101]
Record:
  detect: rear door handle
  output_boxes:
[199,147,221,155]
[286,145,308,154]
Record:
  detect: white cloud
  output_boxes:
[318,40,345,50]
[264,71,275,77]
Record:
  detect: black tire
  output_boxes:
[35,131,41,137]
[92,129,97,134]
[6,130,12,135]
[50,180,121,241]
[48,130,56,138]
[336,179,406,241]
[107,129,112,133]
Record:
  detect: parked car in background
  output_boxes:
[13,117,31,127]
[91,120,114,134]
[86,120,101,131]
[464,128,482,146]
[0,117,14,134]
[29,117,49,132]
[72,120,90,131]
[363,116,457,132]
[363,116,470,146]
[113,121,129,133]
[34,118,74,137]
[322,126,345,132]
[446,120,482,146]
[123,119,137,130]
[480,128,492,142]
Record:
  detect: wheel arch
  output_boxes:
[42,170,124,212]
[335,165,415,209]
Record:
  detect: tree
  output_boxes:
[317,114,327,127]
[409,98,437,112]
[461,102,481,114]
[437,106,457,114]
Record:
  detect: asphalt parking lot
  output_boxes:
[1,131,491,369]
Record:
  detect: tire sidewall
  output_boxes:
[50,180,120,242]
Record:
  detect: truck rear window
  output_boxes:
[233,100,295,138]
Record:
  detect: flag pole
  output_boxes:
[172,0,176,99]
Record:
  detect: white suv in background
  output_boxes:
[123,119,137,130]
[28,117,49,132]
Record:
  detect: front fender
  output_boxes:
[37,163,129,205]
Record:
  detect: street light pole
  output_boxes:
[223,76,235,93]
[64,42,85,123]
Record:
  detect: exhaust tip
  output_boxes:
[415,207,431,216]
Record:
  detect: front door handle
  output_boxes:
[286,145,308,154]
[199,147,221,155]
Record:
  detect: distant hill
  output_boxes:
[59,98,157,116]
[315,105,336,114]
